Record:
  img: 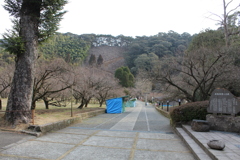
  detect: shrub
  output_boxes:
[170,101,209,126]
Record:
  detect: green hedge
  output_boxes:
[170,101,209,126]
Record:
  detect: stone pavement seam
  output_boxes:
[1,143,17,150]
[81,144,132,150]
[32,139,78,145]
[135,148,192,153]
[56,130,100,160]
[129,132,139,160]
[0,153,45,160]
[138,137,181,141]
[89,135,134,139]
[53,131,90,136]
[67,126,174,134]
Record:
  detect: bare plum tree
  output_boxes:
[32,58,74,110]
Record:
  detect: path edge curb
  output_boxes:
[2,109,105,137]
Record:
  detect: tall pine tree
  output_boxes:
[97,54,103,66]
[89,54,96,66]
[2,0,67,125]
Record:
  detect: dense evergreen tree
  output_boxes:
[89,54,96,66]
[39,33,91,64]
[2,0,67,125]
[115,66,134,87]
[97,54,103,66]
[133,52,159,74]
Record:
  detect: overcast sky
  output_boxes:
[0,0,239,38]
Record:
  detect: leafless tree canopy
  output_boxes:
[73,67,120,109]
[32,58,74,109]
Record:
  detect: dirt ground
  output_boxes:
[33,108,105,125]
[0,107,105,131]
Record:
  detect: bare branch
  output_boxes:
[207,12,224,22]
[226,5,240,17]
[225,0,234,9]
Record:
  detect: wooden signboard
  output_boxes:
[208,88,240,116]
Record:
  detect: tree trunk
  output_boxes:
[5,1,40,125]
[78,99,85,109]
[98,97,105,107]
[99,101,103,107]
[223,0,229,47]
[84,98,91,108]
[0,99,2,110]
[43,99,49,109]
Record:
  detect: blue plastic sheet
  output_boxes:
[106,97,123,113]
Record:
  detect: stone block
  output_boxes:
[207,140,225,150]
[206,114,240,133]
[191,119,210,132]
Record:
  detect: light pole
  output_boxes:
[167,101,169,112]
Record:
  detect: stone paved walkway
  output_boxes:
[0,101,195,160]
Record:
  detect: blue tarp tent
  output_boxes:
[106,96,128,113]
[125,98,136,107]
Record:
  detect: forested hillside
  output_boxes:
[39,31,193,72]
[39,32,91,64]
[1,31,193,73]
[37,33,133,67]
[124,31,193,75]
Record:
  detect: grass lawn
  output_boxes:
[0,98,106,126]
